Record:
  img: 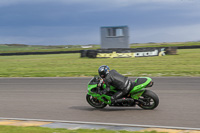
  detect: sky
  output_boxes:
[0,0,200,45]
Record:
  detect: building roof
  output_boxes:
[101,25,128,28]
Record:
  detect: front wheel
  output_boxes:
[137,90,159,110]
[86,94,107,109]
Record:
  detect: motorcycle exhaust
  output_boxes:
[116,98,134,103]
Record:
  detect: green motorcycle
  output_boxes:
[86,76,159,110]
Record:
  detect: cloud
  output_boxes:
[1,0,199,14]
[0,26,99,45]
[0,0,198,6]
[132,24,200,43]
[0,0,200,45]
[1,23,200,45]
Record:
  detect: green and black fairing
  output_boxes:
[87,76,113,104]
[129,77,153,99]
[87,76,153,105]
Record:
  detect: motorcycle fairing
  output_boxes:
[129,77,152,93]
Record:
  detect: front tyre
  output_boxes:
[86,94,107,109]
[138,90,159,110]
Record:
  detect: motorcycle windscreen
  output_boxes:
[88,76,99,85]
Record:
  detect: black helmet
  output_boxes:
[98,65,110,78]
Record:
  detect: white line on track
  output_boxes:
[0,117,199,130]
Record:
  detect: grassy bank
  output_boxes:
[0,42,200,53]
[0,44,99,53]
[0,125,162,133]
[130,41,200,48]
[0,49,199,77]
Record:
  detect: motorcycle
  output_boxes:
[86,76,159,110]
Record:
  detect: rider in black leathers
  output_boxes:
[98,65,134,104]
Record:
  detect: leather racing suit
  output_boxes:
[103,69,134,103]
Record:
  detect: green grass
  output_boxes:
[130,41,200,48]
[0,49,199,77]
[0,125,165,133]
[0,44,99,53]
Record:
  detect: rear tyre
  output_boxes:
[86,94,107,109]
[137,90,159,110]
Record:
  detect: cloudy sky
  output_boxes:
[0,0,200,45]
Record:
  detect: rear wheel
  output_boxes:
[137,90,159,110]
[86,94,107,109]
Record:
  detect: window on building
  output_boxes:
[107,28,112,36]
[107,28,124,37]
[116,28,123,36]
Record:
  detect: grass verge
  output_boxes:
[0,125,164,133]
[0,42,200,53]
[130,41,200,48]
[0,49,199,77]
[0,44,98,53]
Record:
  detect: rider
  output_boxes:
[98,65,134,104]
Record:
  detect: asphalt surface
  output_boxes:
[0,77,199,128]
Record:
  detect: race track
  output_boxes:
[0,77,199,128]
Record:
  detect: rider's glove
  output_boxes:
[98,78,103,87]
